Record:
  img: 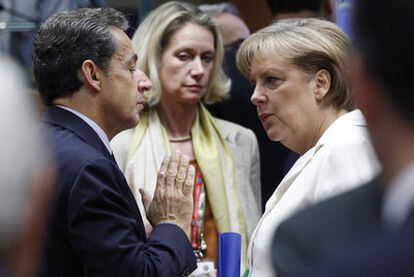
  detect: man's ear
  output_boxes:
[313,69,331,101]
[80,60,102,92]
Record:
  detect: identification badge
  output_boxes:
[190,261,215,276]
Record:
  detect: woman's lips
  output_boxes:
[259,113,273,121]
[184,85,203,92]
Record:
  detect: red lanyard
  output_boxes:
[191,168,204,249]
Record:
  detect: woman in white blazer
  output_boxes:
[111,2,261,273]
[236,18,381,276]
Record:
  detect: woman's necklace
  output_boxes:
[168,135,192,142]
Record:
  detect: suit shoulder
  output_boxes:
[279,181,380,231]
[47,125,110,174]
[272,180,382,275]
[53,128,100,156]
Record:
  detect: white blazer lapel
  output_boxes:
[264,146,319,214]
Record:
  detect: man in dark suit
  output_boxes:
[34,8,197,276]
[272,0,414,276]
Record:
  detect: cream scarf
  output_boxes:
[123,104,248,269]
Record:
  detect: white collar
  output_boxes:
[382,161,414,229]
[305,109,366,156]
[57,105,112,154]
[317,109,366,146]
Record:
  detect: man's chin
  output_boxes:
[130,116,140,127]
[123,116,140,131]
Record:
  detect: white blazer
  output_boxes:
[247,109,381,276]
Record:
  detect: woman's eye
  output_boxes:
[265,76,279,83]
[262,75,282,89]
[177,53,191,61]
[129,67,136,73]
[201,54,214,63]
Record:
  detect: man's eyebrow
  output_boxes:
[124,54,137,68]
[130,54,138,64]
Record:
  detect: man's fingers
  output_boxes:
[157,154,171,189]
[183,164,195,197]
[139,188,151,212]
[147,152,195,233]
[166,151,180,186]
[176,154,190,190]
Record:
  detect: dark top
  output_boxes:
[297,209,414,276]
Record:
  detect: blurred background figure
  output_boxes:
[0,0,106,70]
[198,2,250,47]
[0,57,54,276]
[236,18,380,276]
[266,0,355,37]
[200,2,291,211]
[334,0,354,38]
[267,0,334,21]
[111,2,261,273]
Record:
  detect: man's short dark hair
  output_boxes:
[354,0,414,120]
[33,7,129,106]
[266,0,324,16]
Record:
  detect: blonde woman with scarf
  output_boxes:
[111,2,261,272]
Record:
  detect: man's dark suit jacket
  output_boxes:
[272,179,383,276]
[41,106,196,276]
[289,210,414,276]
[298,209,414,276]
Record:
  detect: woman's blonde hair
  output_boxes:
[237,18,354,110]
[132,1,230,106]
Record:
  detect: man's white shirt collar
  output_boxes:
[382,161,414,229]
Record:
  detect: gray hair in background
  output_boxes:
[198,2,250,46]
[198,2,240,15]
[0,57,50,254]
